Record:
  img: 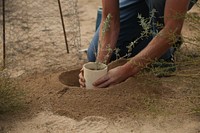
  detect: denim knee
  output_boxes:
[87,27,100,62]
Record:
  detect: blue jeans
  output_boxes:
[88,0,196,62]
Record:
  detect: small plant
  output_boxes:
[93,10,158,69]
[93,13,112,70]
[83,14,112,89]
[109,3,200,78]
[112,9,157,60]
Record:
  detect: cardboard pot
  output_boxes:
[83,62,108,89]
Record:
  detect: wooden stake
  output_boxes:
[2,0,6,69]
[57,0,69,53]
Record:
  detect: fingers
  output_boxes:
[79,69,113,89]
[96,80,112,88]
[79,78,85,88]
[79,69,85,88]
[93,75,111,88]
[79,70,84,81]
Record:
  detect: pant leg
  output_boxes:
[88,0,151,62]
[87,27,100,62]
[188,0,198,10]
[145,0,172,60]
[145,0,197,31]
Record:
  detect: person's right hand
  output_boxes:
[79,68,85,88]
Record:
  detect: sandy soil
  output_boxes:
[0,0,200,133]
[0,0,82,77]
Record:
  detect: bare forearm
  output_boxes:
[120,32,165,78]
[123,0,190,76]
[122,28,176,76]
[97,0,120,64]
[91,0,191,88]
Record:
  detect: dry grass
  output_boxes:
[0,73,24,114]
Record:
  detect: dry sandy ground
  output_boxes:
[0,0,82,77]
[0,0,200,133]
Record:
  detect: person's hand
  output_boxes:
[79,68,85,88]
[93,66,133,88]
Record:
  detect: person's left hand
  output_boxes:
[93,66,132,88]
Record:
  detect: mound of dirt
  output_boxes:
[52,60,172,120]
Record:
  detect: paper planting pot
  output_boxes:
[83,62,107,89]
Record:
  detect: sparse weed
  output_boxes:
[0,72,24,114]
